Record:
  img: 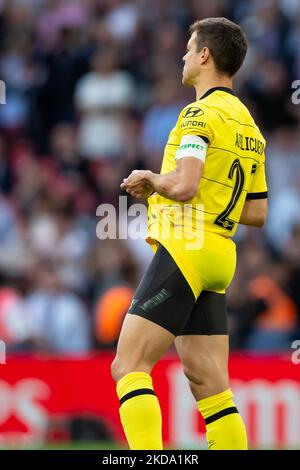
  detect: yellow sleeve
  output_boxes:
[178,103,215,143]
[246,155,268,200]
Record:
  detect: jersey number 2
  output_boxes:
[214,159,245,231]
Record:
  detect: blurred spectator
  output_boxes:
[91,239,137,349]
[75,47,135,159]
[0,272,33,350]
[282,223,300,329]
[243,58,295,131]
[245,1,290,61]
[104,0,140,43]
[37,0,89,51]
[266,173,300,250]
[53,204,91,293]
[141,76,184,170]
[0,196,27,276]
[0,135,13,194]
[31,26,88,150]
[26,258,90,352]
[243,263,297,350]
[94,285,134,348]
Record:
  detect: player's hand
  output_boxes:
[120,170,154,198]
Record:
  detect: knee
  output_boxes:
[182,359,228,401]
[111,355,132,383]
[183,362,206,388]
[111,354,152,384]
[111,356,123,383]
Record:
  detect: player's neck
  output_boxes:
[194,74,233,100]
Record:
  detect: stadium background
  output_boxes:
[0,0,299,450]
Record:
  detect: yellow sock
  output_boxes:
[116,372,163,450]
[197,388,248,450]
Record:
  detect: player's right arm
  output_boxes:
[239,198,268,227]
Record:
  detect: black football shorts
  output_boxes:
[128,244,228,336]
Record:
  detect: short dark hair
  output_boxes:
[189,17,247,77]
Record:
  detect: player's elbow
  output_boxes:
[254,205,268,227]
[255,215,267,227]
[241,198,268,227]
[174,184,198,202]
[253,216,265,228]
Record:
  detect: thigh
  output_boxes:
[116,314,175,372]
[178,291,228,336]
[175,334,229,372]
[129,244,196,336]
[175,291,229,395]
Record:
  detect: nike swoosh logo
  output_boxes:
[208,440,215,449]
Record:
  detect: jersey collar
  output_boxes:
[199,86,235,100]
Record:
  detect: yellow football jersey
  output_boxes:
[146,87,268,298]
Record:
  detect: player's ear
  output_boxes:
[199,46,210,64]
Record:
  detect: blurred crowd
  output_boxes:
[0,0,300,353]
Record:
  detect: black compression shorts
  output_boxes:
[128,244,228,336]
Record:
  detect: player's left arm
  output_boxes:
[239,154,268,227]
[121,158,204,202]
[121,103,213,201]
[121,135,207,202]
[148,156,204,202]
